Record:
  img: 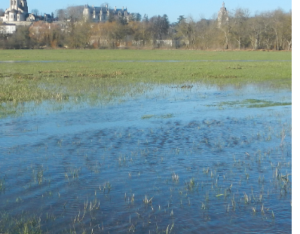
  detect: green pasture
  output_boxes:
[0,49,292,61]
[0,50,291,117]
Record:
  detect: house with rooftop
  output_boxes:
[1,0,29,23]
[83,4,133,22]
[0,0,53,25]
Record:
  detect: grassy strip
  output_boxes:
[0,49,292,61]
[216,99,291,108]
[0,50,291,117]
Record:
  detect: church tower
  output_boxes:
[20,0,28,12]
[2,0,28,22]
[11,0,21,10]
[218,2,229,28]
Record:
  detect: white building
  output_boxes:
[0,24,17,34]
[0,0,54,34]
[218,2,229,28]
[83,4,132,22]
[1,0,29,22]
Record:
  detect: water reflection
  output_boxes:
[0,84,291,233]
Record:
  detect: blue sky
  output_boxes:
[1,0,292,22]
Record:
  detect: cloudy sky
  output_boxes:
[1,0,292,22]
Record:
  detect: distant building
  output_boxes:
[0,0,53,25]
[218,2,229,28]
[0,23,17,34]
[43,13,53,23]
[83,4,134,22]
[1,0,28,22]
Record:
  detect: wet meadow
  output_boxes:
[0,50,292,233]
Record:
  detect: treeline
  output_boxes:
[0,8,291,50]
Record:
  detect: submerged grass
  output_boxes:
[141,114,174,119]
[0,50,291,117]
[216,99,292,109]
[0,212,42,234]
[0,105,291,232]
[0,178,5,192]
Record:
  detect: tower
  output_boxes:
[20,0,28,13]
[11,0,20,10]
[1,0,29,22]
[218,2,229,28]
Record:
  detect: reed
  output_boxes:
[143,195,153,205]
[0,178,5,192]
[172,173,179,182]
[166,223,174,234]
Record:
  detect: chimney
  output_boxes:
[115,6,116,11]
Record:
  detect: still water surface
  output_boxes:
[0,84,291,233]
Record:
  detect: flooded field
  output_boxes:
[0,84,291,233]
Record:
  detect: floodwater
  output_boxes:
[0,84,291,233]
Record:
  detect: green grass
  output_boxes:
[0,212,42,234]
[0,50,291,117]
[0,50,292,61]
[141,114,174,119]
[214,99,292,108]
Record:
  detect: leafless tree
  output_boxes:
[230,8,250,49]
[66,5,84,21]
[149,14,170,41]
[31,9,39,16]
[0,9,4,17]
[176,17,197,48]
[56,9,66,21]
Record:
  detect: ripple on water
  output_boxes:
[0,84,291,233]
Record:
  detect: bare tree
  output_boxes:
[6,26,33,49]
[66,5,84,21]
[0,9,4,17]
[230,8,250,49]
[149,14,170,41]
[67,21,91,48]
[56,9,66,21]
[31,9,39,15]
[270,9,288,50]
[0,5,292,50]
[219,19,230,49]
[176,17,197,48]
[283,11,292,50]
[193,18,217,49]
[248,14,263,49]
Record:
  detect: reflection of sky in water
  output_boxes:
[0,84,291,233]
[0,84,291,148]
